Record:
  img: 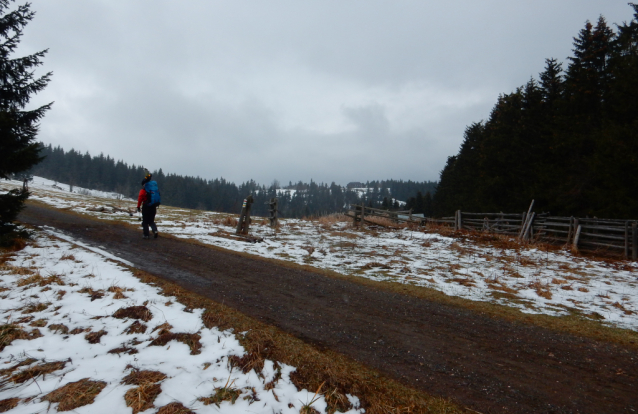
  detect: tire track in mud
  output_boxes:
[19,204,638,414]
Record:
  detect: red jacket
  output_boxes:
[137,189,149,209]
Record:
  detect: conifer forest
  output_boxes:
[433,6,638,219]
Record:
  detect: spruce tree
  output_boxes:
[0,0,52,245]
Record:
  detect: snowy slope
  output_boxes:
[0,231,362,413]
[3,177,638,332]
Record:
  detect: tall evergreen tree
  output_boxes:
[0,0,52,245]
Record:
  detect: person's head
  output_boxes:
[141,168,152,185]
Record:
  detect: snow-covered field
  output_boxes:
[3,177,638,333]
[0,231,362,413]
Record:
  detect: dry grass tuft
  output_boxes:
[85,330,107,344]
[108,285,130,299]
[151,322,173,335]
[57,290,66,300]
[0,358,37,377]
[69,327,88,335]
[122,369,167,386]
[29,319,47,327]
[59,253,76,261]
[42,378,106,411]
[156,402,196,414]
[198,377,241,407]
[21,301,50,314]
[360,262,390,270]
[113,306,153,322]
[108,346,138,355]
[124,383,162,413]
[229,330,274,374]
[10,361,66,384]
[0,398,20,412]
[0,263,34,276]
[78,287,104,301]
[123,321,148,335]
[149,332,202,355]
[528,280,553,299]
[48,324,69,334]
[0,324,42,351]
[222,216,238,227]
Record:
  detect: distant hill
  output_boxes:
[29,144,437,217]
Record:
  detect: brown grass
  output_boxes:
[198,378,241,407]
[108,346,138,355]
[10,360,66,383]
[21,301,50,313]
[156,402,196,414]
[0,398,20,412]
[42,378,106,411]
[0,358,37,377]
[123,369,164,414]
[151,322,173,335]
[361,216,407,229]
[0,324,42,351]
[122,369,167,385]
[85,330,107,344]
[149,332,202,355]
[47,324,68,334]
[29,319,47,327]
[69,327,89,335]
[78,287,104,301]
[123,321,148,335]
[59,253,76,261]
[528,280,553,300]
[113,306,153,322]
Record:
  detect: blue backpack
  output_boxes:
[144,180,161,207]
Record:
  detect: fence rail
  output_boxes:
[439,201,638,260]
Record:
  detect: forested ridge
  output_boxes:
[434,5,638,219]
[29,144,437,218]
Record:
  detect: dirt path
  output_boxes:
[18,204,638,414]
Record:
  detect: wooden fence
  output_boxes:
[345,204,426,226]
[429,201,638,260]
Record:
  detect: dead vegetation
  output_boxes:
[42,378,106,411]
[85,330,107,344]
[123,369,166,414]
[149,332,202,355]
[156,402,196,414]
[123,321,148,334]
[16,273,65,287]
[0,324,42,351]
[78,287,104,301]
[198,377,241,407]
[9,360,66,384]
[48,324,69,334]
[113,305,153,322]
[0,398,20,412]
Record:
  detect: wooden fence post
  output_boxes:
[268,197,279,228]
[457,210,462,230]
[625,221,630,259]
[519,200,535,239]
[236,195,254,235]
[633,222,637,261]
[572,222,582,252]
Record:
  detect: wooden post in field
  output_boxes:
[236,195,254,235]
[633,222,637,261]
[268,197,279,228]
[625,221,629,259]
[566,217,574,245]
[522,212,536,241]
[519,200,535,239]
[572,221,582,252]
[360,204,365,224]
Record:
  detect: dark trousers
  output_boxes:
[142,204,158,237]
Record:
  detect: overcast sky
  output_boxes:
[17,0,633,186]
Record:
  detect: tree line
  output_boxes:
[434,5,638,219]
[30,144,437,218]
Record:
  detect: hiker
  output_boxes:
[137,171,161,239]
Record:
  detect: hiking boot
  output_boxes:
[153,231,158,239]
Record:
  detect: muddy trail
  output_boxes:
[18,204,638,414]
